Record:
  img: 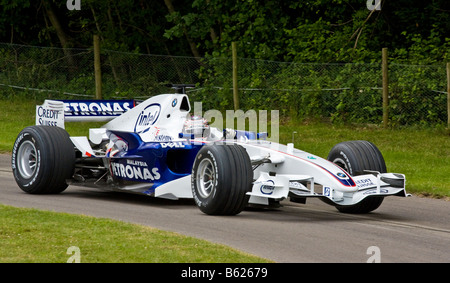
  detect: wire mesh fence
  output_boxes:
[0,42,448,126]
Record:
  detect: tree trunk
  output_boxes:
[42,0,77,73]
[89,3,120,85]
[164,0,202,59]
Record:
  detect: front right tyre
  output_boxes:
[327,140,387,214]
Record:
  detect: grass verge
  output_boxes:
[0,204,271,263]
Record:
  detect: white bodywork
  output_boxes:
[237,141,407,206]
[36,94,408,206]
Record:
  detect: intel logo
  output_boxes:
[134,103,161,133]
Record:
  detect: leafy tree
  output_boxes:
[0,0,448,63]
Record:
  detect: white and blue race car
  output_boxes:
[11,87,409,215]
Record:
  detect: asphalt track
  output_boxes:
[1,154,449,262]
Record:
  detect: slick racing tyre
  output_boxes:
[12,126,75,194]
[192,143,252,215]
[327,140,386,214]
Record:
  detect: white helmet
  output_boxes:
[183,115,210,138]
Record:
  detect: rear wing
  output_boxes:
[36,99,136,128]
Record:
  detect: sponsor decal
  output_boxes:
[35,100,65,127]
[363,189,389,195]
[289,181,303,190]
[36,99,134,127]
[36,106,63,127]
[260,180,275,195]
[111,160,160,181]
[339,150,353,175]
[161,142,185,148]
[154,135,173,142]
[12,133,41,187]
[337,172,347,178]
[63,100,134,116]
[356,178,376,189]
[134,103,161,133]
[323,187,331,196]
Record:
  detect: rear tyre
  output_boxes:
[11,126,75,194]
[327,140,386,213]
[191,143,252,215]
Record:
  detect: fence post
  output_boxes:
[232,42,239,110]
[382,47,389,128]
[447,62,450,129]
[93,34,102,100]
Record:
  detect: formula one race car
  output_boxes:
[11,87,409,215]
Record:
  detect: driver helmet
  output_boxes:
[183,115,209,138]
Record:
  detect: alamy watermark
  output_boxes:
[67,0,81,11]
[191,102,279,144]
[64,243,380,263]
[68,1,380,12]
[366,246,381,263]
[367,0,381,11]
[67,246,81,263]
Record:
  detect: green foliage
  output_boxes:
[1,0,449,64]
[1,40,447,126]
[0,1,449,126]
[389,63,447,126]
[194,56,446,126]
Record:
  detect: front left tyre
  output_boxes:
[11,126,75,194]
[191,143,253,215]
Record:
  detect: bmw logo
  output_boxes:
[172,98,177,107]
[337,173,347,178]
